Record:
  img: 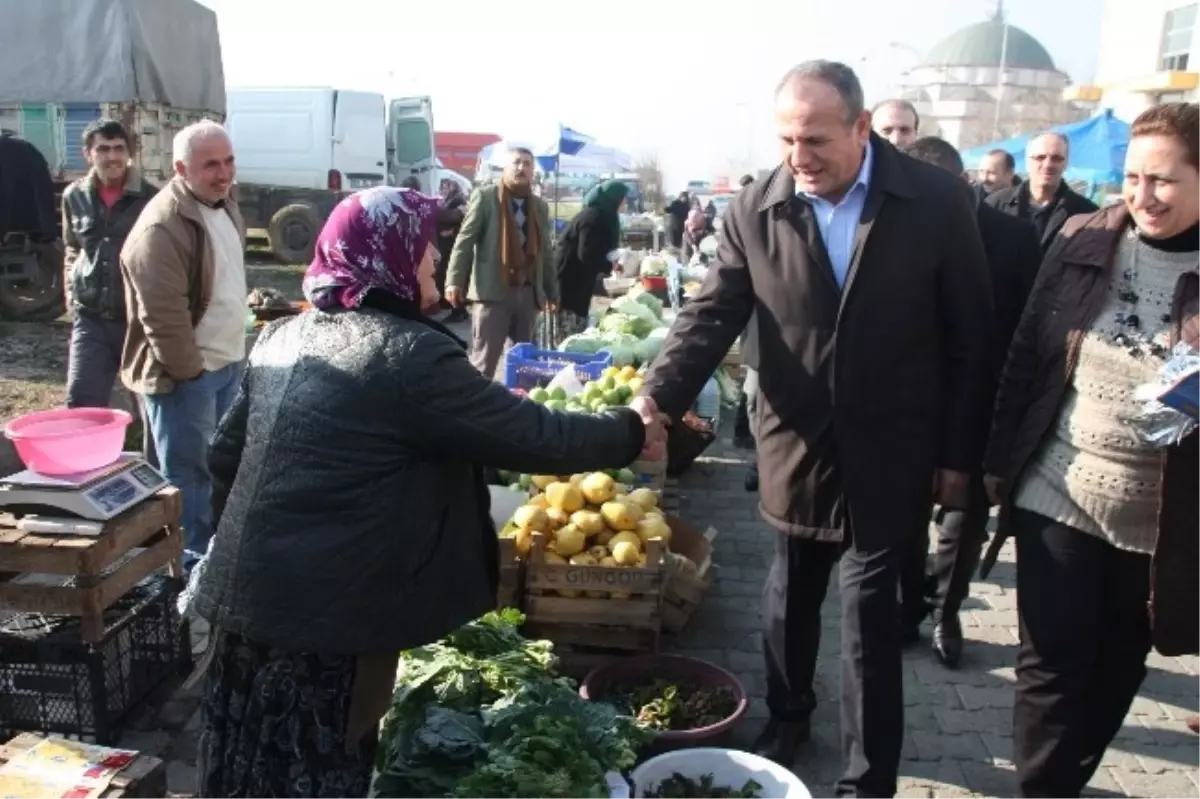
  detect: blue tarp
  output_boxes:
[961,110,1131,188]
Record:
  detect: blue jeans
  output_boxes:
[143,362,244,571]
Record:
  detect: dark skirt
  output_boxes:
[533,309,590,349]
[197,630,377,798]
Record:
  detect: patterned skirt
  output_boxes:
[197,631,377,798]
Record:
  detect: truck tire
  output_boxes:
[267,204,321,264]
[0,241,65,322]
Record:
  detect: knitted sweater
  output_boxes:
[1014,233,1196,553]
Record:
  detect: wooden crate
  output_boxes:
[523,532,664,653]
[661,518,717,635]
[496,535,524,610]
[0,733,166,797]
[0,488,183,643]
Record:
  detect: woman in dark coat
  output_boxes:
[189,186,648,797]
[537,179,628,346]
[983,102,1198,797]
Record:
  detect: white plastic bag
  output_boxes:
[546,363,585,397]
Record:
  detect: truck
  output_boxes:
[225,89,436,263]
[0,0,225,322]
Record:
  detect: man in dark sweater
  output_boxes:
[985,131,1098,251]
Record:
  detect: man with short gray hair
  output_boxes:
[120,119,247,572]
[870,99,920,147]
[630,60,994,794]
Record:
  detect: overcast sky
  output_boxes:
[196,0,1103,189]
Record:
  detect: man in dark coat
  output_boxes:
[898,137,1043,668]
[985,131,1098,251]
[630,61,994,796]
[663,191,690,248]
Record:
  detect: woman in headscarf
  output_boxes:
[680,207,713,264]
[189,186,653,798]
[536,179,629,347]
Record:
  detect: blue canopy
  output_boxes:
[961,110,1131,188]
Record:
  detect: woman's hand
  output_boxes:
[984,474,1005,506]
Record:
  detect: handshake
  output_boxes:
[629,395,669,461]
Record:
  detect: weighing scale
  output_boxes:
[0,453,168,522]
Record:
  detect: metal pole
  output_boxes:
[992,1,1009,140]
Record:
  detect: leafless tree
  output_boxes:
[633,153,665,210]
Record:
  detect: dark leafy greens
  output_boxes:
[645,772,763,798]
[373,609,650,798]
[610,678,739,731]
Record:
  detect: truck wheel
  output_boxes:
[267,204,321,264]
[0,241,65,322]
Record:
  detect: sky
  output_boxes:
[195,0,1103,190]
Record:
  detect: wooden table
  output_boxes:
[0,733,166,798]
[0,488,184,642]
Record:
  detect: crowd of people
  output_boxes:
[47,55,1197,799]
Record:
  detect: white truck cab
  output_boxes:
[224,87,435,263]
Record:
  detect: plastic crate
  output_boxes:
[0,575,193,744]
[503,343,612,392]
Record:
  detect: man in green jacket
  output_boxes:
[445,147,558,378]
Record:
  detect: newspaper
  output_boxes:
[0,738,136,799]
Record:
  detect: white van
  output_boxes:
[224,87,435,262]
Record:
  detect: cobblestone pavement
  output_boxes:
[662,433,1200,798]
[117,426,1199,798]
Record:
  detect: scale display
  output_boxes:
[0,454,169,521]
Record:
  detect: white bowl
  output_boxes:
[630,747,811,798]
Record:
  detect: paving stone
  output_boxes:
[166,761,198,795]
[1111,768,1200,798]
[115,729,173,757]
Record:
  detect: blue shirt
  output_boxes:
[796,142,874,288]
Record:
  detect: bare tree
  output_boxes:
[633,153,665,210]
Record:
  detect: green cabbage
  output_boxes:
[558,332,607,355]
[598,312,655,339]
[631,291,663,319]
[608,297,659,330]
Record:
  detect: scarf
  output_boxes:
[498,179,541,286]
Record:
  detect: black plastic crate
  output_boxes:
[0,574,193,744]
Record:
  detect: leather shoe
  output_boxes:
[744,463,759,492]
[752,717,810,765]
[932,615,964,669]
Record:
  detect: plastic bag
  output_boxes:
[546,363,585,397]
[1129,342,1199,448]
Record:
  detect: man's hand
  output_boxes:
[933,468,970,509]
[983,474,1005,506]
[445,287,464,308]
[544,300,558,314]
[629,395,669,461]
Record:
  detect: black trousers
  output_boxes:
[1012,509,1152,798]
[930,478,991,620]
[763,533,905,797]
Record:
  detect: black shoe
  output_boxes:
[444,308,468,323]
[932,615,964,669]
[752,717,810,765]
[744,463,759,492]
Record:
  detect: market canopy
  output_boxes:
[960,110,1131,188]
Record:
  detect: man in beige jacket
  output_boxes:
[120,120,247,573]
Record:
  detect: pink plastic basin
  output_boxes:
[4,407,133,475]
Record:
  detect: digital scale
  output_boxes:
[0,452,168,523]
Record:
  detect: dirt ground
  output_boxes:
[0,258,305,472]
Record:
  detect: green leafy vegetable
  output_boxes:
[373,610,650,799]
[608,678,738,731]
[645,773,763,798]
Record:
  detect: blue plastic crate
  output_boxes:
[504,343,612,391]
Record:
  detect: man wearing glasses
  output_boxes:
[985,131,1097,252]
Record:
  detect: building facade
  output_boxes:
[896,13,1089,149]
[1068,0,1198,119]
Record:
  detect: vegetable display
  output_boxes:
[644,773,763,798]
[374,609,650,798]
[609,679,739,731]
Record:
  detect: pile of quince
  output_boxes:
[500,470,672,576]
[521,365,644,414]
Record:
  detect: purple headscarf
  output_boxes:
[302,186,441,310]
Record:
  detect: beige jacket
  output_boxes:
[119,177,246,395]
